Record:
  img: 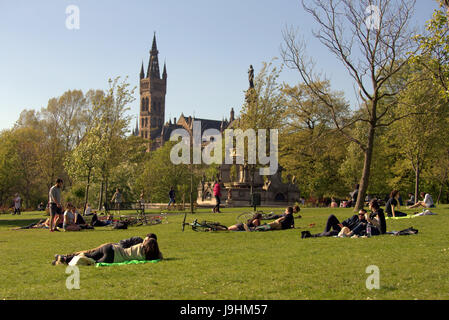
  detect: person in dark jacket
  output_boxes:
[345,199,387,237]
[301,210,367,238]
[255,207,295,231]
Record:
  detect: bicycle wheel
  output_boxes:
[236,212,256,224]
[201,221,228,232]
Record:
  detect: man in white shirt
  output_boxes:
[13,193,21,215]
[407,192,435,209]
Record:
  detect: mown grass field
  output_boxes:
[0,205,448,300]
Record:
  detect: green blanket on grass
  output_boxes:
[96,259,161,267]
[385,215,413,220]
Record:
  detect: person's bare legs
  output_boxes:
[407,202,426,209]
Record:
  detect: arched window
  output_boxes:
[145,118,148,128]
[141,118,144,128]
[141,98,145,112]
[145,98,149,112]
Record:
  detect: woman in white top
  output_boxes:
[407,192,435,209]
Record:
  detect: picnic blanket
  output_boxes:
[386,210,437,220]
[95,259,161,267]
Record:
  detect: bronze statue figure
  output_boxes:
[248,65,254,89]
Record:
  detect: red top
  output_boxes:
[213,183,221,197]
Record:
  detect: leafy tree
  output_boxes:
[282,0,421,210]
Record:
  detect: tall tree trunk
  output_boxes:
[83,167,92,215]
[414,162,420,206]
[437,167,448,204]
[98,180,104,210]
[355,125,375,211]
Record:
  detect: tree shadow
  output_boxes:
[0,219,42,228]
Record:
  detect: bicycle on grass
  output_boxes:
[182,219,228,232]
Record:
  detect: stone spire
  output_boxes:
[140,61,145,79]
[147,32,161,79]
[163,61,167,80]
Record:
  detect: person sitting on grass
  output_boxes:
[52,233,163,265]
[255,206,295,231]
[84,203,93,216]
[301,208,367,238]
[340,200,387,238]
[330,198,338,208]
[406,193,415,206]
[407,192,435,209]
[62,203,82,231]
[385,190,407,218]
[228,213,262,232]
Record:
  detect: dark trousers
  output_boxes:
[324,214,342,233]
[66,244,115,264]
[311,215,342,237]
[214,196,221,212]
[387,211,407,217]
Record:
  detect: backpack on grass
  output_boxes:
[394,227,418,236]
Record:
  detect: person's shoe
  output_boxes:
[301,231,311,239]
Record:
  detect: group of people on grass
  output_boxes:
[301,199,386,239]
[227,206,299,232]
[52,233,163,266]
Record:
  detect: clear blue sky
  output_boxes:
[0,0,439,130]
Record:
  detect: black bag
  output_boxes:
[395,227,418,236]
[113,221,128,229]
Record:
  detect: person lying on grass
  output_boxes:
[13,213,64,230]
[52,233,162,265]
[228,213,262,232]
[254,206,295,231]
[301,208,368,238]
[90,212,114,227]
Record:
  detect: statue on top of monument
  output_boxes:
[248,65,254,89]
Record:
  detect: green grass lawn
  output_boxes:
[0,205,448,300]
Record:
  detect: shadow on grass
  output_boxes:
[160,257,182,262]
[0,219,42,228]
[380,286,398,292]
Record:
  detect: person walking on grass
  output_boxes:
[48,178,63,232]
[213,180,221,213]
[13,193,21,215]
[111,188,122,214]
[168,187,176,208]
